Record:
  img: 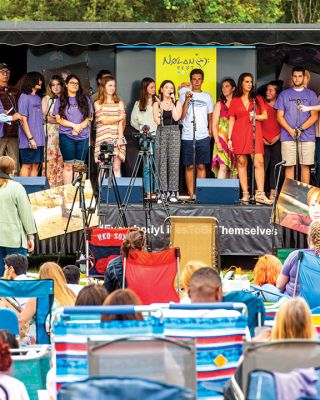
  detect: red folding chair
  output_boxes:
[122,247,181,304]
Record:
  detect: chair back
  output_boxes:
[123,247,180,304]
[0,308,19,335]
[294,250,320,308]
[165,216,220,270]
[0,279,54,344]
[163,303,248,399]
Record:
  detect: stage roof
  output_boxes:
[1,21,320,46]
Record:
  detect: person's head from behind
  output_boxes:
[101,289,143,322]
[0,156,15,186]
[121,228,146,257]
[63,265,80,285]
[4,254,28,280]
[308,221,320,255]
[22,71,44,94]
[0,330,18,349]
[271,298,314,340]
[181,260,207,294]
[0,338,12,373]
[39,262,76,306]
[291,66,305,89]
[75,284,108,306]
[307,187,320,223]
[253,254,282,286]
[188,267,222,303]
[96,69,112,87]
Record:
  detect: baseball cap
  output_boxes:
[0,63,9,71]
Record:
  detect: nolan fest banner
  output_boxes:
[156,47,217,101]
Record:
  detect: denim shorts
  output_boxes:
[59,134,89,163]
[20,146,44,164]
[181,136,211,166]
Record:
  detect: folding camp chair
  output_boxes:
[163,302,248,400]
[88,336,197,392]
[0,280,54,344]
[292,250,320,309]
[0,308,19,336]
[53,305,164,390]
[227,340,320,400]
[11,345,51,400]
[58,376,195,400]
[122,247,181,304]
[164,216,220,271]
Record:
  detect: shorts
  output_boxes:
[281,140,315,166]
[181,136,211,166]
[59,134,89,163]
[20,146,44,164]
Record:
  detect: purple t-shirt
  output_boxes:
[18,93,45,149]
[281,248,318,296]
[53,96,93,140]
[275,87,318,142]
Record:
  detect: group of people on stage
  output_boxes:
[0,63,319,203]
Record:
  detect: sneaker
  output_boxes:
[169,192,178,203]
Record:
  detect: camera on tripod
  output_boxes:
[98,140,115,163]
[133,124,154,143]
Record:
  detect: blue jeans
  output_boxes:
[143,139,157,193]
[0,247,27,277]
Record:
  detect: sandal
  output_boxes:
[240,191,250,204]
[255,191,273,205]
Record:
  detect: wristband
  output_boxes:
[28,137,34,141]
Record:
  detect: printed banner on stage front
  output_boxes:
[156,47,217,101]
[29,180,99,240]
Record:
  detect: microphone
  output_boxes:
[297,250,304,262]
[170,92,175,102]
[275,160,286,167]
[297,99,301,106]
[50,95,58,100]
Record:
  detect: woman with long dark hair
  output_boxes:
[131,77,157,197]
[227,73,272,205]
[18,71,45,177]
[211,78,237,178]
[94,76,126,177]
[153,80,182,202]
[42,75,65,187]
[53,74,92,184]
[261,81,282,200]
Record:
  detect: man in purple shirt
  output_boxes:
[275,66,318,184]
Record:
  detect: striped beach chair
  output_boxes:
[163,303,248,400]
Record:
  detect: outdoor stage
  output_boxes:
[34,203,306,257]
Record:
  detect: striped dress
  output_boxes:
[95,102,126,162]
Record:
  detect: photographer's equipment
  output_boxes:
[96,140,127,227]
[249,96,257,205]
[118,124,170,250]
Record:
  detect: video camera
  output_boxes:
[132,124,154,143]
[98,140,115,163]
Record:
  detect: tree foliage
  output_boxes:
[0,0,319,23]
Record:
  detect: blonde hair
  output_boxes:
[0,156,15,187]
[253,255,282,286]
[271,298,314,340]
[308,221,320,256]
[181,260,207,292]
[97,76,120,105]
[307,187,320,205]
[39,262,76,307]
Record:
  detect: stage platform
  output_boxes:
[34,203,307,257]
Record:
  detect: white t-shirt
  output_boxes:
[0,374,30,400]
[179,90,214,140]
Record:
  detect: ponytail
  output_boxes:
[308,221,320,256]
[0,339,12,372]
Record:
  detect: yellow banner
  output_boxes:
[156,47,217,102]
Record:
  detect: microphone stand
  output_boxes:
[249,96,256,204]
[270,162,285,254]
[191,99,197,200]
[44,97,55,179]
[294,99,301,180]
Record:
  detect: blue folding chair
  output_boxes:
[0,279,54,344]
[0,308,19,335]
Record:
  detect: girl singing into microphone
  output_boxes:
[153,80,182,202]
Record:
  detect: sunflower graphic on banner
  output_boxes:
[156,47,217,101]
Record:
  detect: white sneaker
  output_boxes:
[169,192,178,203]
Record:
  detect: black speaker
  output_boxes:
[196,178,240,205]
[13,177,50,194]
[100,177,143,204]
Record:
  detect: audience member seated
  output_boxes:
[3,254,34,308]
[252,254,282,302]
[101,289,144,321]
[0,339,29,399]
[63,264,83,296]
[75,284,108,306]
[0,329,19,349]
[180,260,206,304]
[19,262,76,331]
[104,229,146,293]
[276,221,320,297]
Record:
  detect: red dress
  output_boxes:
[229,96,265,155]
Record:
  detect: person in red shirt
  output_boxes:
[261,81,282,201]
[228,73,272,205]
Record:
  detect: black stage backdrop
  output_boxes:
[35,204,286,256]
